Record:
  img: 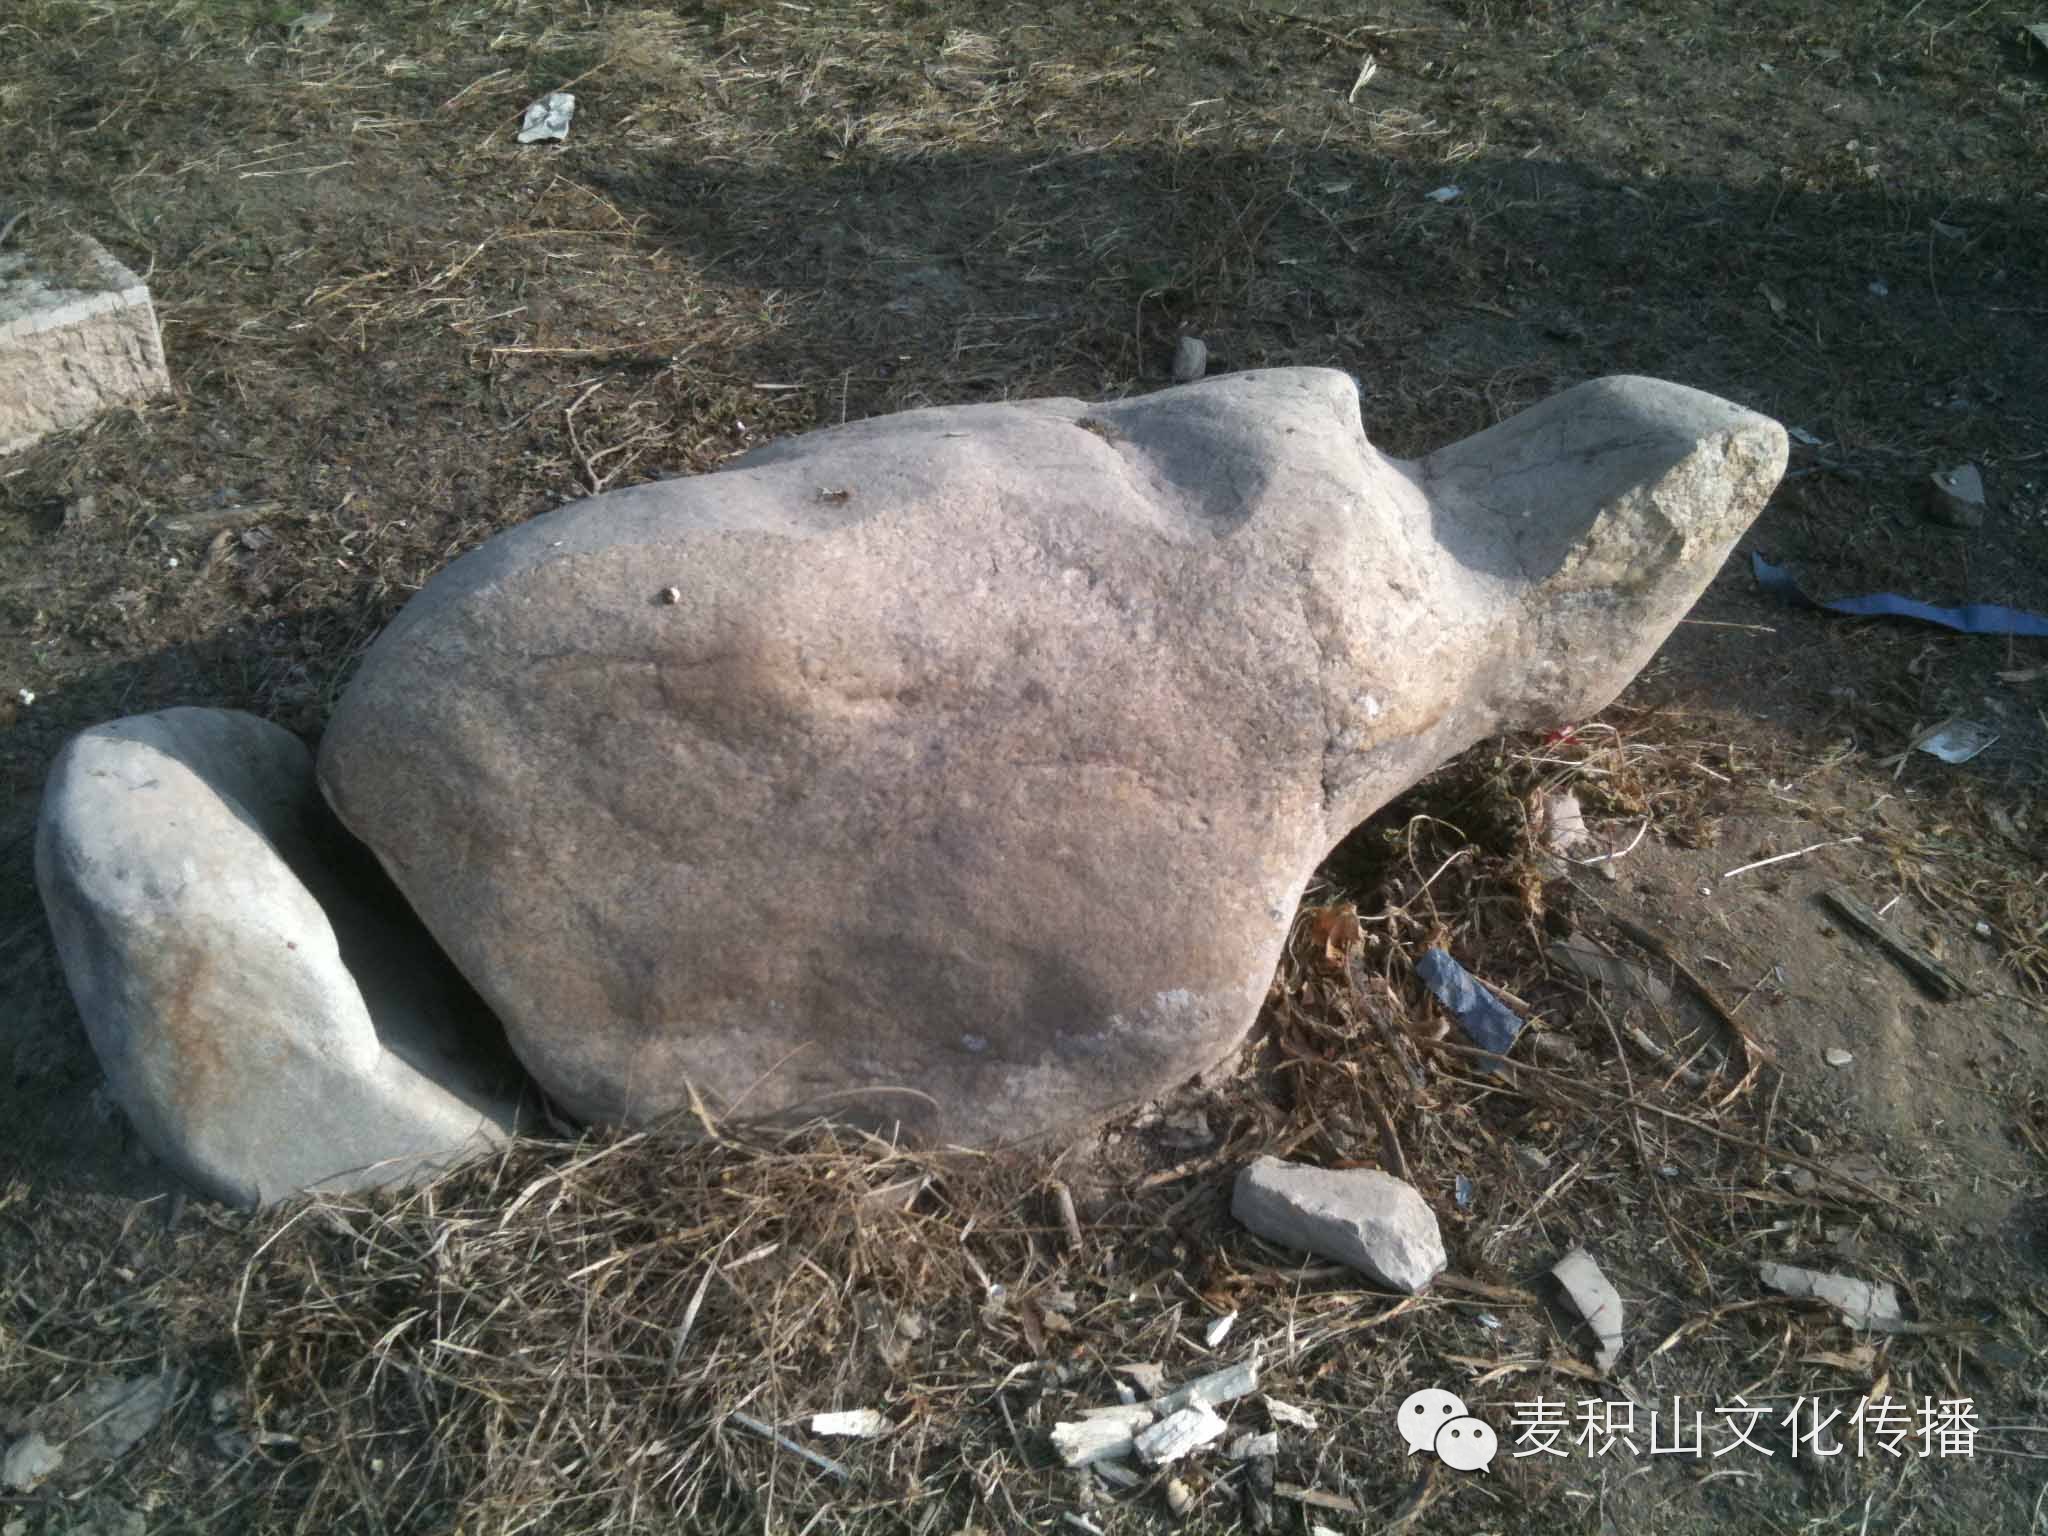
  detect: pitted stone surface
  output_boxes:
[36,708,526,1206]
[318,368,1786,1143]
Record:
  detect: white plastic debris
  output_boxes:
[1541,791,1592,855]
[1788,426,1824,446]
[1152,1356,1260,1415]
[1203,1311,1237,1348]
[809,1409,891,1439]
[1424,185,1461,203]
[517,92,576,144]
[1228,1431,1279,1460]
[15,688,32,707]
[1134,1402,1229,1467]
[1263,1396,1318,1431]
[1051,1405,1156,1467]
[1758,1262,1906,1332]
[1115,1362,1168,1398]
[1551,1248,1624,1371]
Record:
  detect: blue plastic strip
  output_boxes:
[1751,552,2048,637]
[1415,947,1523,1072]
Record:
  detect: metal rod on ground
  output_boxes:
[727,1412,851,1483]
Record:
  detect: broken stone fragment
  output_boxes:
[1232,1155,1447,1294]
[1551,1248,1625,1370]
[1052,1405,1156,1466]
[1924,463,1985,529]
[0,229,172,455]
[1228,1431,1279,1460]
[35,708,528,1207]
[318,367,1788,1145]
[1549,939,1673,1007]
[1135,1402,1229,1467]
[1758,1261,1906,1332]
[7,1370,180,1492]
[1,1431,61,1492]
[1152,1357,1260,1415]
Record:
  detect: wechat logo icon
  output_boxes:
[1397,1388,1498,1474]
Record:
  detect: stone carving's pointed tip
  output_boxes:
[1588,372,1790,453]
[1414,373,1791,734]
[1421,373,1790,565]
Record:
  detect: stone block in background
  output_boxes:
[0,225,172,455]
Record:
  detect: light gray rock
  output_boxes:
[1052,1404,1156,1467]
[36,708,527,1207]
[1924,462,1985,528]
[1231,1155,1447,1293]
[1549,939,1673,1007]
[1551,1248,1625,1370]
[38,1372,180,1471]
[319,368,1786,1144]
[1758,1261,1905,1332]
[0,230,172,456]
[1,1431,61,1492]
[1134,1402,1229,1467]
[1171,335,1208,383]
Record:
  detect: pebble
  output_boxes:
[1165,1477,1193,1518]
[1925,463,1986,529]
[1526,1033,1584,1069]
[1171,336,1208,384]
[1233,1156,1447,1294]
[1,1431,61,1493]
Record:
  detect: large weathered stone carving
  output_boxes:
[316,369,1786,1145]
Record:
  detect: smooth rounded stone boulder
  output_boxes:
[36,708,528,1206]
[318,368,1787,1144]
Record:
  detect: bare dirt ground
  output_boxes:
[2,2,2046,1533]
